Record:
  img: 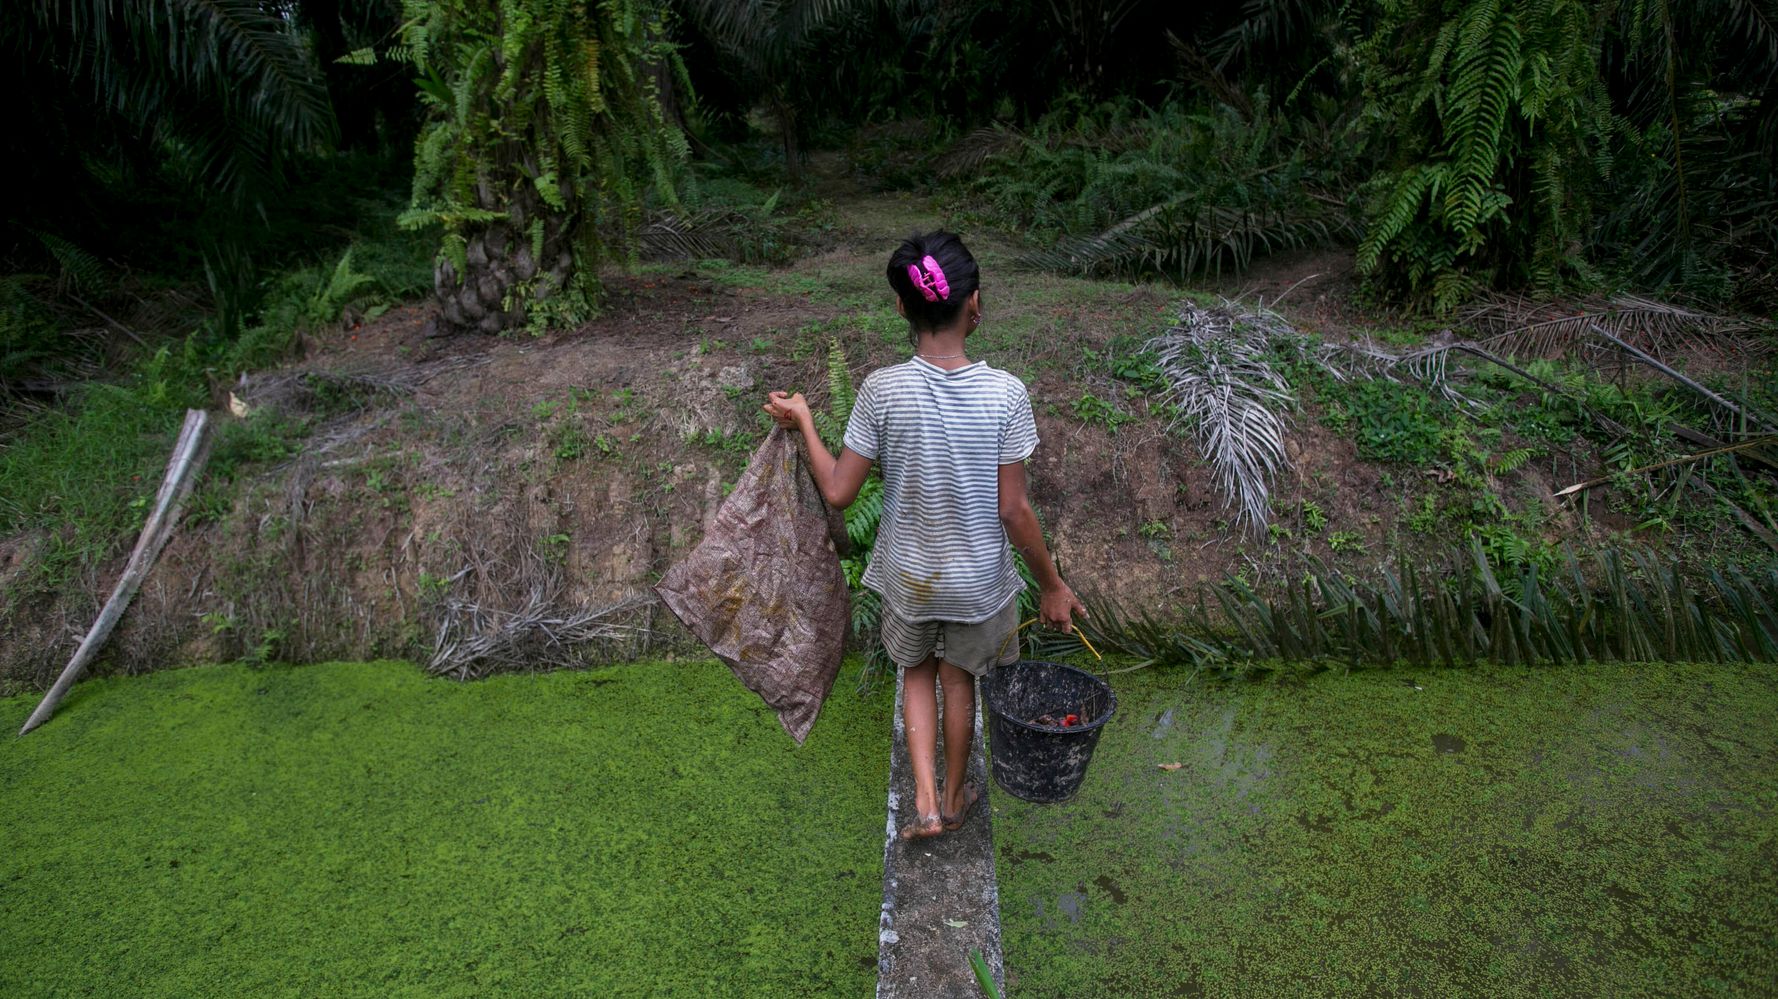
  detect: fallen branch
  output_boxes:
[1553,435,1778,497]
[1672,423,1778,474]
[69,292,148,348]
[428,588,657,680]
[1590,323,1778,434]
[19,409,211,735]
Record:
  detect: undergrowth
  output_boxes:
[0,206,432,595]
[958,97,1355,281]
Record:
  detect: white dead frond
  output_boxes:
[1148,301,1299,536]
[1307,335,1483,408]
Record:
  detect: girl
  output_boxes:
[763,230,1084,840]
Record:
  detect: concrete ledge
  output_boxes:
[877,670,1006,998]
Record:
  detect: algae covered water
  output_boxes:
[994,662,1778,996]
[0,659,890,996]
[5,657,1773,996]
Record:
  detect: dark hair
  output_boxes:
[886,230,980,338]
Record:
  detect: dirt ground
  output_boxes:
[1,177,1765,692]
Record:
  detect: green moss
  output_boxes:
[0,659,891,996]
[995,662,1778,997]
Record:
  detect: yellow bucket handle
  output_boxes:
[999,616,1102,662]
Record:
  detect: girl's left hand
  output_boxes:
[1039,581,1088,632]
[762,391,811,429]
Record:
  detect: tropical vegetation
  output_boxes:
[1,0,1774,656]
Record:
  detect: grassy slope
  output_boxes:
[0,659,890,997]
[995,662,1778,997]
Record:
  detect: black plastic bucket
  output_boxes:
[983,660,1117,803]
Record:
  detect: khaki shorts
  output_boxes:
[880,594,1021,677]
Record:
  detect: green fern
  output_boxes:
[1490,447,1535,474]
[826,338,855,426]
[30,230,106,293]
[304,249,375,327]
[1355,0,1605,308]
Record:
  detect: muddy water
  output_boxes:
[993,662,1778,997]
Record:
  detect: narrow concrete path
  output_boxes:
[877,671,1006,998]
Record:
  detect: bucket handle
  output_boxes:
[998,616,1102,663]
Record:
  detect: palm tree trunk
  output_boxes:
[432,68,576,333]
[434,171,575,334]
[770,90,803,183]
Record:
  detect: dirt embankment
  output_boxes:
[2,218,1753,692]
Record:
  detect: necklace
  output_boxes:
[918,352,966,360]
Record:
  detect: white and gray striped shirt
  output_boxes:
[843,357,1040,623]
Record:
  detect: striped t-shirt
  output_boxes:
[843,357,1040,623]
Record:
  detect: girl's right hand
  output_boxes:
[762,390,811,429]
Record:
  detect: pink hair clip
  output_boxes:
[906,255,950,302]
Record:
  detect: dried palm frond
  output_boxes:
[1306,335,1484,408]
[233,367,416,417]
[1588,323,1778,434]
[1459,292,1763,358]
[429,590,656,680]
[1147,301,1300,535]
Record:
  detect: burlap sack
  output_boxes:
[655,427,850,743]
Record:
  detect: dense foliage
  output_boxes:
[672,0,1776,309]
[1355,0,1610,308]
[402,0,688,333]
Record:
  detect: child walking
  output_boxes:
[764,230,1084,840]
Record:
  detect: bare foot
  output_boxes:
[899,812,944,841]
[941,781,980,831]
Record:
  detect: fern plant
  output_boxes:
[811,337,854,451]
[401,0,687,334]
[1354,0,1609,309]
[303,249,376,329]
[816,337,888,638]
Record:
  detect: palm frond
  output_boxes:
[638,204,795,265]
[638,208,738,260]
[1024,200,1344,280]
[1147,301,1300,535]
[1307,335,1483,408]
[936,125,1023,179]
[1080,544,1778,671]
[1459,292,1762,357]
[25,0,336,198]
